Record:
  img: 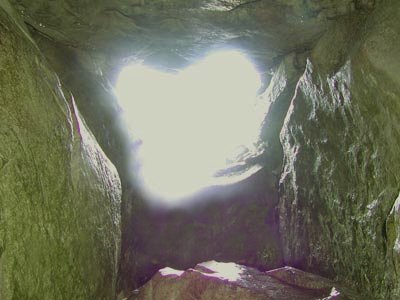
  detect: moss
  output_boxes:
[0,2,121,299]
[257,246,279,267]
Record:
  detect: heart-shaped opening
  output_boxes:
[115,50,265,205]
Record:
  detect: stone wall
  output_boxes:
[279,1,400,298]
[0,1,121,299]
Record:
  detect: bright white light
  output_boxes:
[199,261,244,282]
[115,50,262,203]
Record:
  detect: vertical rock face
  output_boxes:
[386,193,400,280]
[0,2,121,299]
[259,53,306,172]
[279,1,400,299]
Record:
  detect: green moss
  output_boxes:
[257,246,279,266]
[0,2,121,299]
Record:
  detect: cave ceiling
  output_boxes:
[9,0,367,73]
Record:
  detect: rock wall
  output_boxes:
[4,0,399,297]
[25,31,132,184]
[118,168,283,292]
[279,1,400,299]
[0,1,121,299]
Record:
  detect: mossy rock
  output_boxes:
[0,2,121,299]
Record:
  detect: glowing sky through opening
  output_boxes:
[115,50,263,204]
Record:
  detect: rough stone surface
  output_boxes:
[5,0,399,298]
[25,31,132,183]
[127,261,357,300]
[0,2,121,299]
[279,1,400,299]
[8,0,372,72]
[119,168,282,291]
[386,193,400,281]
[259,52,306,172]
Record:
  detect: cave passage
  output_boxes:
[3,0,399,298]
[115,50,266,206]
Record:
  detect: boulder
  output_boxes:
[128,261,357,300]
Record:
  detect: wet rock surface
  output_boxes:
[279,1,400,299]
[8,0,375,76]
[126,261,357,300]
[0,1,121,299]
[8,0,359,66]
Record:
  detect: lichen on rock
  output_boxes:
[0,1,121,299]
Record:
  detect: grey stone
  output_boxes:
[279,1,400,298]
